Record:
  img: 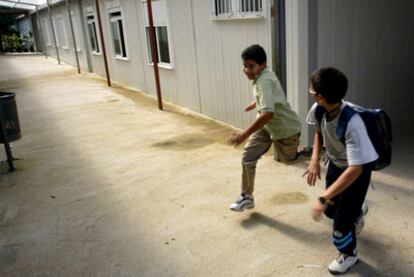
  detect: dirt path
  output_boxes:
[0,55,413,276]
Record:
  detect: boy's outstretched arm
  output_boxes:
[303,130,322,186]
[244,101,256,112]
[227,112,273,145]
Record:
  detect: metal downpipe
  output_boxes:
[47,0,60,64]
[65,0,81,74]
[147,0,163,110]
[94,0,111,87]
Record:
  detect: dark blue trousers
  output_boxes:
[324,162,372,255]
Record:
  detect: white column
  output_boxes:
[285,0,312,146]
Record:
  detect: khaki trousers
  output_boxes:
[241,129,300,195]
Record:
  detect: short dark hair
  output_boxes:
[241,44,267,64]
[310,67,348,104]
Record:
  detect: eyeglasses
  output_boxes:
[308,88,318,95]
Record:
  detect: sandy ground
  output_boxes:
[0,55,413,277]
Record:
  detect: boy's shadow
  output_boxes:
[355,236,414,276]
[353,260,388,277]
[240,212,325,246]
[240,212,413,276]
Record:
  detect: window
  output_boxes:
[42,19,51,46]
[71,12,81,52]
[240,0,262,13]
[145,26,170,64]
[56,15,68,49]
[214,0,231,16]
[52,17,59,47]
[109,11,127,59]
[142,0,172,67]
[86,15,100,53]
[212,0,264,19]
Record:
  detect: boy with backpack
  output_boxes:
[303,67,383,274]
[227,44,301,212]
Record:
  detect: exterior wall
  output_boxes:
[133,0,273,128]
[189,0,272,127]
[100,0,147,92]
[37,9,53,56]
[68,0,90,71]
[138,0,201,113]
[35,0,275,131]
[32,14,43,52]
[81,0,148,91]
[18,17,31,37]
[316,0,414,134]
[285,0,313,146]
[31,0,414,146]
[82,0,108,77]
[36,1,89,71]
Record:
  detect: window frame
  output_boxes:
[108,9,128,60]
[56,14,69,50]
[213,0,232,17]
[86,14,101,55]
[52,16,60,47]
[70,11,82,52]
[211,0,265,20]
[142,0,174,69]
[42,18,51,46]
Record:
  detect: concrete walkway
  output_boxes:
[0,55,413,276]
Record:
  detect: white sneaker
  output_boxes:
[328,250,359,275]
[355,203,369,235]
[229,194,254,212]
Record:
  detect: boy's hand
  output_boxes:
[311,201,325,221]
[227,132,247,146]
[244,102,256,112]
[302,161,321,186]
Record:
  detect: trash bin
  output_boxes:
[0,92,21,143]
[0,92,21,172]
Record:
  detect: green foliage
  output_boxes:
[1,34,22,52]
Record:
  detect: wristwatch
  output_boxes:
[318,196,335,206]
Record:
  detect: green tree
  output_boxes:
[1,34,22,52]
[0,12,19,52]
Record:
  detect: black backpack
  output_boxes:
[315,103,392,170]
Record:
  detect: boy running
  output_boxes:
[227,44,301,212]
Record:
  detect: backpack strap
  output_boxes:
[337,105,357,144]
[315,105,326,130]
